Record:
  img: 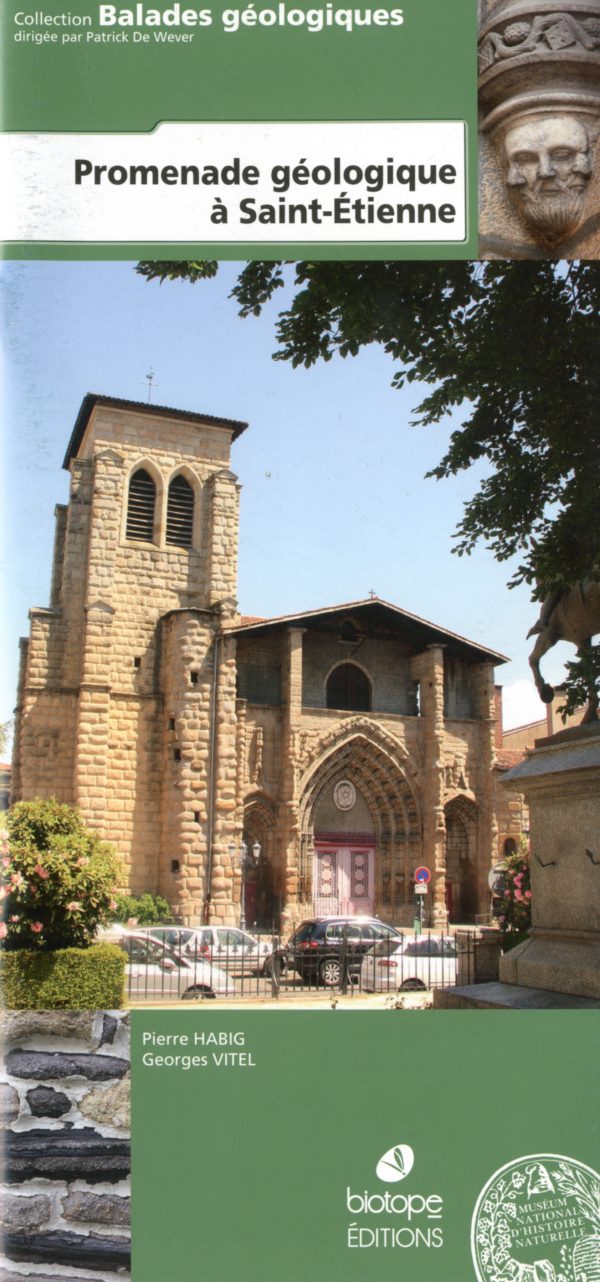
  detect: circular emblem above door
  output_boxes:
[333,780,356,811]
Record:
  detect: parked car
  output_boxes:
[360,933,458,992]
[143,925,277,975]
[281,917,403,987]
[102,930,235,999]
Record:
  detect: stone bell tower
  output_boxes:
[13,394,248,924]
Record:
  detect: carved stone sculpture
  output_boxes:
[478,1,600,256]
[503,114,592,243]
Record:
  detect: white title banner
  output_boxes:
[1,120,467,243]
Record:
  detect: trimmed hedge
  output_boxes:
[1,943,126,1010]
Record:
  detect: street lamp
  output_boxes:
[228,839,261,929]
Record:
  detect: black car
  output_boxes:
[282,916,402,987]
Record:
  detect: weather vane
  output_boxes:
[145,369,158,402]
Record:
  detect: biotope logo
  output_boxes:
[345,1143,444,1251]
[376,1143,415,1183]
[471,1153,600,1282]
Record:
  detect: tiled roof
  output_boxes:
[228,596,508,665]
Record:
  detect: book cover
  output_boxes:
[1,3,599,1282]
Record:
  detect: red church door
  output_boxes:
[314,845,374,916]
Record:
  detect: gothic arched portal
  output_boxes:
[444,795,479,924]
[242,793,278,930]
[297,728,422,925]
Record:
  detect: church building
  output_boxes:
[13,394,514,932]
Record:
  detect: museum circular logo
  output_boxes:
[471,1154,600,1282]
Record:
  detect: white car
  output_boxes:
[102,930,236,999]
[144,925,276,975]
[360,933,458,992]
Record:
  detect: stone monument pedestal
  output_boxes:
[500,724,600,1000]
[434,723,600,1010]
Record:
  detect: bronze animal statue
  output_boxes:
[527,579,600,721]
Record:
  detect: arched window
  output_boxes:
[326,663,371,712]
[166,475,194,548]
[125,468,156,542]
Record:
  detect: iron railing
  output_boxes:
[113,927,480,1003]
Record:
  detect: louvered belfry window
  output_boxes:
[166,475,194,548]
[126,468,156,542]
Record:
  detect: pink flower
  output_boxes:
[76,857,89,867]
[66,901,81,912]
[33,864,49,880]
[31,921,43,933]
[2,857,10,869]
[525,891,531,899]
[109,899,118,911]
[11,872,24,888]
[127,917,138,927]
[9,914,20,923]
[0,922,7,939]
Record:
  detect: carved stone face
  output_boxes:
[503,116,592,244]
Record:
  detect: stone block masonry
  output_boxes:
[0,1010,130,1282]
[12,394,516,930]
[13,396,247,926]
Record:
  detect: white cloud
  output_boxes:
[500,679,547,732]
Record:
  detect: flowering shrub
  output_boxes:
[1,798,121,951]
[494,839,531,937]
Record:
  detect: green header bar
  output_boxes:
[1,0,478,257]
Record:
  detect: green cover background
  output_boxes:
[1,0,477,257]
[131,1010,599,1282]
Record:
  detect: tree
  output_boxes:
[137,259,600,710]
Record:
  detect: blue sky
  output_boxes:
[0,259,573,743]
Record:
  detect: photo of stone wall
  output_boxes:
[1,1011,130,1282]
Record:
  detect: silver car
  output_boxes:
[360,933,458,992]
[145,925,276,975]
[103,930,236,999]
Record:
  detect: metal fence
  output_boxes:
[114,927,480,1003]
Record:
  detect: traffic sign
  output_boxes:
[414,885,428,896]
[414,866,431,884]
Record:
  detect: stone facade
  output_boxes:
[0,1010,130,1282]
[13,395,519,932]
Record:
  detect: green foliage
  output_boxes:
[559,644,600,720]
[2,798,121,951]
[495,841,531,938]
[137,259,600,711]
[109,891,172,925]
[0,942,125,1009]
